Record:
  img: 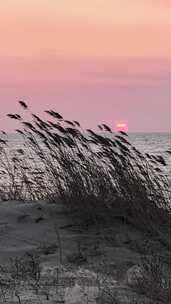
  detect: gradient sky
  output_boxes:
[1,0,171,131]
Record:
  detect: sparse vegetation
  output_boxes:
[1,101,170,232]
[0,101,170,303]
[131,253,171,303]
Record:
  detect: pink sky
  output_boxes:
[1,0,171,131]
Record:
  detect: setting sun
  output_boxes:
[115,122,128,132]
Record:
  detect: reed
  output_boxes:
[2,101,170,234]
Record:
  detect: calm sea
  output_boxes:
[0,132,170,199]
[3,132,171,175]
[130,133,171,177]
[130,133,171,155]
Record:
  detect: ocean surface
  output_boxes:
[1,132,171,175]
[129,133,171,176]
[6,132,171,150]
[3,132,171,171]
[0,132,171,200]
[3,132,171,156]
[130,133,171,156]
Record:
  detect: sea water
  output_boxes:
[0,132,171,199]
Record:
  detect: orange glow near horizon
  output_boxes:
[1,1,171,60]
[1,1,171,132]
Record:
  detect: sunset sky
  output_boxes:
[1,0,171,131]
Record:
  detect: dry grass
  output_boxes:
[131,253,171,303]
[0,101,170,235]
[0,102,170,303]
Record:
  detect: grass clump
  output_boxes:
[1,101,170,236]
[131,253,171,303]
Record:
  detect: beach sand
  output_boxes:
[0,200,170,303]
